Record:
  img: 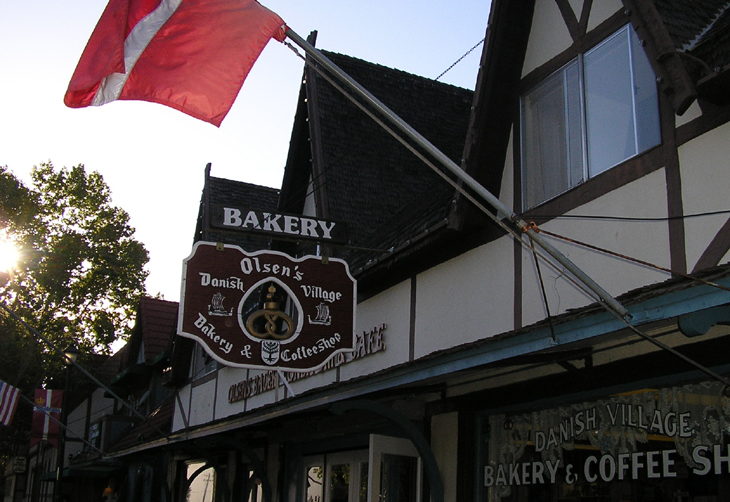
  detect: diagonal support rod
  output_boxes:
[284,28,629,320]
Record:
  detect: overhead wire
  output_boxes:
[435,37,485,81]
[535,226,730,294]
[530,209,730,223]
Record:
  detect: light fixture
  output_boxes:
[63,345,80,366]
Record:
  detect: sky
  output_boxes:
[0,0,492,301]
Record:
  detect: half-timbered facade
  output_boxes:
[92,2,730,502]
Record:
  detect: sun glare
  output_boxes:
[0,234,20,273]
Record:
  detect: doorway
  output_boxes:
[302,435,422,502]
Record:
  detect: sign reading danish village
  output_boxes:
[482,381,730,501]
[178,242,356,371]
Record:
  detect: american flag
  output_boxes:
[0,380,20,426]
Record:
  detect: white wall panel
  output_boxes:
[586,0,623,32]
[189,379,216,426]
[173,384,191,432]
[414,238,514,358]
[341,280,411,381]
[680,122,730,271]
[522,0,573,77]
[521,170,671,327]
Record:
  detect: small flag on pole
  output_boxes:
[31,389,63,448]
[64,0,288,126]
[0,380,20,426]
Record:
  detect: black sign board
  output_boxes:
[210,204,348,244]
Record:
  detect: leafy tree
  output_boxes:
[0,162,149,463]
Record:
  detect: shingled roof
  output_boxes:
[655,0,730,69]
[278,44,474,287]
[194,164,281,251]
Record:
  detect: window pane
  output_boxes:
[329,464,350,502]
[358,462,368,502]
[631,27,661,152]
[584,27,635,176]
[521,61,583,209]
[564,62,584,192]
[379,454,418,502]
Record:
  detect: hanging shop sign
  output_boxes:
[178,241,356,371]
[480,380,730,501]
[210,204,349,244]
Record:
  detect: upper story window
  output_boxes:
[520,25,661,210]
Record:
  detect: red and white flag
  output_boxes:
[64,0,287,126]
[0,380,20,426]
[31,389,63,448]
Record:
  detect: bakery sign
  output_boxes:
[210,204,348,245]
[178,242,356,371]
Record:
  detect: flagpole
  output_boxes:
[283,29,630,319]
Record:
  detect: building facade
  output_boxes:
[51,1,730,502]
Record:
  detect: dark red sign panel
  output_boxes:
[178,242,356,371]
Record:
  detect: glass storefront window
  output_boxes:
[379,454,418,502]
[478,381,730,501]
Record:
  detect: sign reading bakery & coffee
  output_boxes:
[210,204,348,244]
[178,242,356,371]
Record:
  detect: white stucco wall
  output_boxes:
[521,169,672,327]
[522,0,573,77]
[676,101,703,127]
[414,237,515,358]
[188,379,216,426]
[680,121,730,271]
[173,384,190,432]
[341,280,411,380]
[500,127,515,208]
[586,0,623,32]
[522,0,625,77]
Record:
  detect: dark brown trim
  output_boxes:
[622,0,697,114]
[520,9,629,93]
[693,218,730,272]
[202,163,212,242]
[452,0,536,232]
[409,277,417,362]
[577,0,593,35]
[513,131,524,330]
[514,238,523,331]
[676,104,730,147]
[523,146,664,223]
[554,0,594,41]
[693,218,730,273]
[661,91,688,275]
[456,411,475,502]
[304,32,330,221]
[191,370,217,388]
[555,0,581,41]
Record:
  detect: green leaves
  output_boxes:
[0,162,149,381]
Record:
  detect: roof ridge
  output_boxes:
[321,50,474,92]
